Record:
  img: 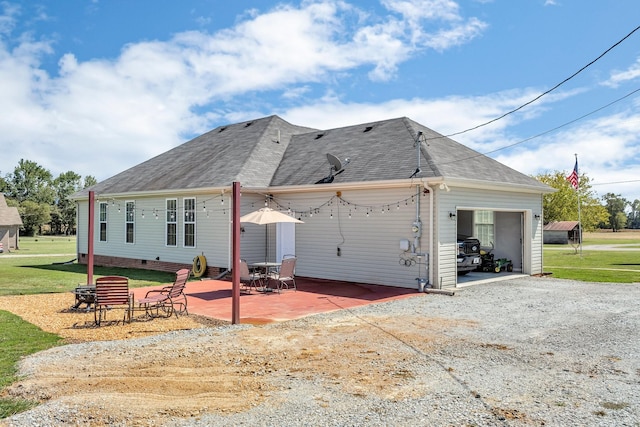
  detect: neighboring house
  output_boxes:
[73,115,553,289]
[543,221,581,244]
[0,194,23,252]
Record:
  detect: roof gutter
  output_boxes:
[72,175,553,201]
[424,177,555,195]
[71,186,233,201]
[243,179,430,194]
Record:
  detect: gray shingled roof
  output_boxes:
[0,194,22,226]
[271,117,549,189]
[75,115,549,197]
[75,115,316,197]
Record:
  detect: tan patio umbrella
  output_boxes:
[240,208,303,263]
[239,207,304,225]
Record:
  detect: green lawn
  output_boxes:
[0,236,182,419]
[0,236,177,296]
[0,311,62,418]
[544,236,640,283]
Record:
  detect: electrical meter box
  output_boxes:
[411,221,422,237]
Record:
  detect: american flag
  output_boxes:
[566,160,579,190]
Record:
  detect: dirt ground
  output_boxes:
[0,292,466,425]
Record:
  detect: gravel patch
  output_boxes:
[2,276,639,426]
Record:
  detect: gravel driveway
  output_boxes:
[3,276,639,426]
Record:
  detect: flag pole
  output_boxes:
[575,153,582,257]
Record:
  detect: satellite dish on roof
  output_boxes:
[315,153,351,184]
[327,153,342,172]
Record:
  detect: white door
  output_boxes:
[276,222,296,261]
[495,211,523,271]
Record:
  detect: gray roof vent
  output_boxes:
[315,133,324,140]
[363,126,373,133]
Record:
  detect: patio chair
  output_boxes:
[239,259,262,293]
[94,276,132,326]
[269,256,297,292]
[138,268,190,318]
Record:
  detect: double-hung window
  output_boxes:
[183,197,196,248]
[166,199,177,246]
[474,210,494,246]
[99,202,108,242]
[125,201,135,244]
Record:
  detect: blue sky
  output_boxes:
[2,0,640,202]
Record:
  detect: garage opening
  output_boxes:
[456,209,524,285]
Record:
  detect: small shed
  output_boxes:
[0,194,22,252]
[543,221,581,244]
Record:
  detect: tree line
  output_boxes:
[0,159,96,236]
[536,171,639,231]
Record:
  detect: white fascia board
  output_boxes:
[72,186,234,201]
[245,179,429,195]
[436,178,555,194]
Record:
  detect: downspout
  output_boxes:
[428,183,435,288]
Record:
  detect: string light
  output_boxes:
[94,190,423,221]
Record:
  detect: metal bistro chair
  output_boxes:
[269,256,297,292]
[239,259,262,293]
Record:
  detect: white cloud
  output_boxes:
[7,0,639,203]
[602,58,640,88]
[281,87,549,148]
[495,111,640,201]
[0,0,488,180]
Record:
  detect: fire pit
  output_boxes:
[72,285,96,311]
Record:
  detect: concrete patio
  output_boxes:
[131,277,421,324]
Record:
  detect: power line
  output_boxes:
[592,179,640,186]
[429,24,640,141]
[432,86,640,166]
[482,87,640,156]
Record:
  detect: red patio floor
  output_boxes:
[131,277,421,324]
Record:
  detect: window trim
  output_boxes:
[166,198,177,247]
[99,202,108,242]
[183,197,196,248]
[474,210,495,247]
[125,200,135,244]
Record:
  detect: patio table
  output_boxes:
[249,262,281,292]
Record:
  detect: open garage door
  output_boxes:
[456,209,524,285]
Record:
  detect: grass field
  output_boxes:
[0,237,177,296]
[543,231,640,283]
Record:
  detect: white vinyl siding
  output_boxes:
[437,187,543,288]
[74,184,543,290]
[277,187,430,289]
[78,193,232,268]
